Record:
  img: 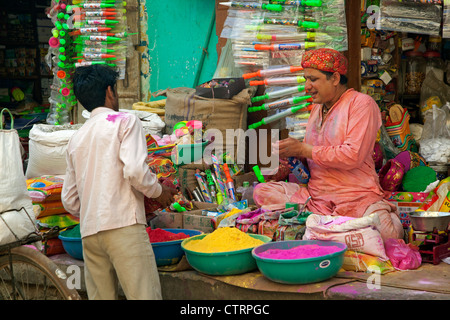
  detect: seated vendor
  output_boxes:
[253,48,404,242]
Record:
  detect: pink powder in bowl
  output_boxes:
[257,244,343,260]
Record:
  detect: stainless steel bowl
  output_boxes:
[409,212,450,232]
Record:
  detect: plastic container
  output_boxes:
[404,51,426,95]
[172,140,209,165]
[58,230,83,260]
[151,228,202,267]
[241,181,255,205]
[252,240,347,284]
[424,51,444,81]
[195,78,246,99]
[181,234,271,276]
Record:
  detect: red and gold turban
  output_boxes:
[301,48,348,75]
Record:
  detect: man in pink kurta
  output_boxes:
[254,48,403,241]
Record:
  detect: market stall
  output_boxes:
[1,0,450,301]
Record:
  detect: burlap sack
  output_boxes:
[154,87,253,160]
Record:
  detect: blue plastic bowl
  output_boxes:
[252,240,347,284]
[58,234,83,260]
[151,229,202,267]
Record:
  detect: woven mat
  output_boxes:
[336,262,450,294]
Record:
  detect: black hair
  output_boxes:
[320,70,348,85]
[73,65,119,112]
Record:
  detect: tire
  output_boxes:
[0,246,81,300]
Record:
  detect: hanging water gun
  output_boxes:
[249,76,305,86]
[248,103,312,129]
[219,1,283,11]
[243,66,303,79]
[263,17,320,29]
[270,0,322,6]
[251,85,306,103]
[256,31,329,42]
[254,41,325,51]
[249,98,312,113]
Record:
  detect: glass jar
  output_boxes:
[404,51,426,95]
[424,50,444,81]
[428,35,442,52]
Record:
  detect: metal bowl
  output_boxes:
[409,212,450,232]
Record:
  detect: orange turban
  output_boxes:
[301,48,348,75]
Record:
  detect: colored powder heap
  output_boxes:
[257,244,343,260]
[184,227,264,253]
[61,224,81,238]
[146,228,190,243]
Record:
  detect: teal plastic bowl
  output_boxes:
[181,234,272,276]
[252,240,347,284]
[58,233,83,260]
[151,229,202,267]
[173,141,209,165]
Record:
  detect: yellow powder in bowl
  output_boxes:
[184,227,265,253]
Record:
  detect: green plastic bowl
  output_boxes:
[252,240,347,284]
[173,141,209,165]
[181,233,272,276]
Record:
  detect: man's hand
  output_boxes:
[154,184,178,208]
[272,137,313,160]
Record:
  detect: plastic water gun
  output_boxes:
[252,166,266,183]
[251,85,306,103]
[195,169,212,203]
[249,76,305,86]
[249,99,312,113]
[256,32,328,42]
[270,0,322,6]
[211,154,228,200]
[248,103,311,129]
[243,66,303,79]
[254,42,325,51]
[205,169,218,203]
[263,17,320,29]
[219,1,283,11]
[223,163,237,201]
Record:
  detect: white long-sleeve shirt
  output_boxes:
[62,107,162,238]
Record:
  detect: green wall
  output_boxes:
[145,0,218,97]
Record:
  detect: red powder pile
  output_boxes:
[146,227,190,243]
[257,244,343,260]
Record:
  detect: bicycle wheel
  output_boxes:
[0,246,81,300]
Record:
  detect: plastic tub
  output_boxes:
[151,229,202,267]
[181,234,271,276]
[58,232,83,260]
[252,240,347,284]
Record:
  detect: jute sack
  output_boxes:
[154,87,253,160]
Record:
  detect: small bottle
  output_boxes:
[236,181,249,201]
[242,181,255,205]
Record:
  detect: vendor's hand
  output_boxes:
[154,184,178,208]
[272,137,313,160]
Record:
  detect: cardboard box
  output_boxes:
[389,201,423,228]
[183,201,219,233]
[149,201,217,230]
[149,211,184,229]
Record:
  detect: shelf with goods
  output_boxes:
[362,0,449,179]
[0,0,53,137]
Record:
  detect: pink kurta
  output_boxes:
[292,88,385,217]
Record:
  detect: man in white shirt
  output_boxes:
[62,65,176,300]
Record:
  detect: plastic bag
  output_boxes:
[384,238,422,270]
[420,104,450,164]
